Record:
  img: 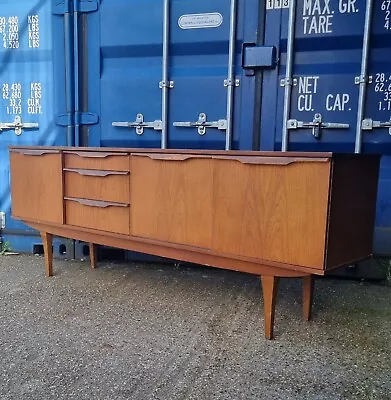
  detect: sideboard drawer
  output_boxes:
[64,169,130,204]
[65,198,130,235]
[64,151,130,172]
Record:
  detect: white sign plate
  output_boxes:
[178,13,223,30]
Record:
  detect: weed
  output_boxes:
[0,241,12,255]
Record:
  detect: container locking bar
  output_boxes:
[354,0,374,153]
[281,0,297,151]
[173,113,227,136]
[362,118,391,135]
[287,113,349,139]
[0,116,39,136]
[112,113,162,136]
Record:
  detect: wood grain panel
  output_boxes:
[64,169,130,204]
[131,155,213,248]
[65,198,130,235]
[212,159,331,269]
[325,155,380,269]
[64,152,129,171]
[10,152,63,224]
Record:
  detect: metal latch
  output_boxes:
[287,113,350,139]
[242,44,277,76]
[0,116,39,136]
[173,113,227,136]
[112,113,162,135]
[0,212,5,230]
[362,118,391,135]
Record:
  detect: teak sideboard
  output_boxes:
[9,146,380,339]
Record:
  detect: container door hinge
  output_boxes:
[53,0,98,14]
[56,112,99,127]
[355,75,373,85]
[224,79,240,87]
[287,113,350,139]
[173,113,227,136]
[362,118,391,135]
[280,78,298,87]
[112,114,163,135]
[0,116,39,136]
[159,81,174,89]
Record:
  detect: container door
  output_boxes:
[0,0,67,252]
[84,0,262,150]
[260,0,391,153]
[259,0,391,256]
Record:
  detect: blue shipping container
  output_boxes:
[0,0,69,253]
[1,0,391,257]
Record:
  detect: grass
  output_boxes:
[375,258,391,285]
[0,241,12,255]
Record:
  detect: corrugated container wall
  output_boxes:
[0,0,67,253]
[1,0,391,257]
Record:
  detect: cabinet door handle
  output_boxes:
[132,153,329,165]
[64,168,129,177]
[64,151,128,158]
[65,197,129,208]
[211,156,329,165]
[10,149,60,156]
[132,153,210,162]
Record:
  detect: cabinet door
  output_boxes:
[131,154,213,248]
[10,150,63,224]
[211,157,331,269]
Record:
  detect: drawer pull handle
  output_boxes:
[10,149,60,156]
[65,151,128,159]
[64,168,129,177]
[65,197,129,208]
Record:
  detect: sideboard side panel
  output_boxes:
[325,156,380,269]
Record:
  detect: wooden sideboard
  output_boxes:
[9,146,380,339]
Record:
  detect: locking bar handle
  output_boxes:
[0,116,39,136]
[173,113,227,136]
[362,118,391,135]
[112,113,162,135]
[287,113,349,139]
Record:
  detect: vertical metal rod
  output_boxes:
[64,12,75,146]
[225,0,239,151]
[73,7,80,147]
[281,0,297,152]
[354,0,374,154]
[161,0,170,149]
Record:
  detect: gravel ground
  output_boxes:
[0,254,390,400]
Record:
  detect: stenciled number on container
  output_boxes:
[1,82,43,115]
[374,73,391,112]
[382,0,391,30]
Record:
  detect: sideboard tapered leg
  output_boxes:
[261,275,279,340]
[89,243,97,269]
[303,275,315,321]
[40,232,53,277]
